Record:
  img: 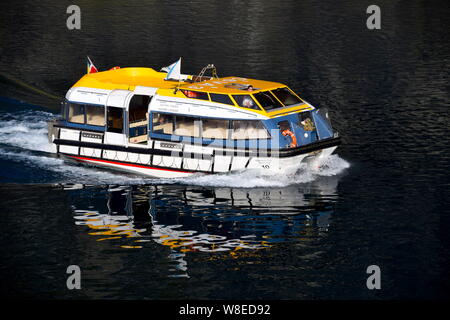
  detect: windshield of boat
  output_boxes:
[252,91,284,111]
[270,87,302,107]
[252,87,303,112]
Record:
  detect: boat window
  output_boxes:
[129,95,150,123]
[277,120,291,132]
[315,108,333,131]
[174,115,201,137]
[209,93,234,106]
[107,106,124,133]
[253,91,284,111]
[85,105,105,126]
[180,90,209,101]
[231,120,269,139]
[152,113,174,135]
[68,103,85,124]
[232,95,261,111]
[298,111,316,131]
[202,118,230,140]
[270,87,302,106]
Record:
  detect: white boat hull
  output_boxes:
[61,146,338,179]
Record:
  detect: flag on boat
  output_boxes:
[161,58,181,80]
[86,56,98,74]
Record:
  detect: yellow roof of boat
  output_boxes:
[72,67,285,93]
[72,67,178,91]
[179,77,285,94]
[71,67,312,117]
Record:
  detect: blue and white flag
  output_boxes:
[161,58,181,80]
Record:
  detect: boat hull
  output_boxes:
[49,122,340,178]
[62,146,338,178]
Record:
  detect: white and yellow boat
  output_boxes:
[47,58,340,178]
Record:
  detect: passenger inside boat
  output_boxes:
[233,94,259,110]
[301,117,315,131]
[277,120,297,148]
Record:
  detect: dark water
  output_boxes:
[0,1,449,300]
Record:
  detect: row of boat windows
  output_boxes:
[180,87,303,111]
[66,103,105,126]
[64,94,150,125]
[152,113,269,140]
[63,88,302,128]
[62,103,270,140]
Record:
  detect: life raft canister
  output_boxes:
[282,129,297,148]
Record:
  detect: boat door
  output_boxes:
[127,86,157,145]
[104,90,132,146]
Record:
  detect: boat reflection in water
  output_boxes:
[64,176,340,277]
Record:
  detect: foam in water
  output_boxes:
[0,109,350,186]
[0,110,55,152]
[178,154,349,188]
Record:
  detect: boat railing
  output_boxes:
[192,75,213,83]
[193,64,218,82]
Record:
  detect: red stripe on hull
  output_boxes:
[68,156,192,174]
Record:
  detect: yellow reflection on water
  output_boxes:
[71,179,338,258]
[74,209,271,254]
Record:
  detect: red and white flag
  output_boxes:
[86,56,98,74]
